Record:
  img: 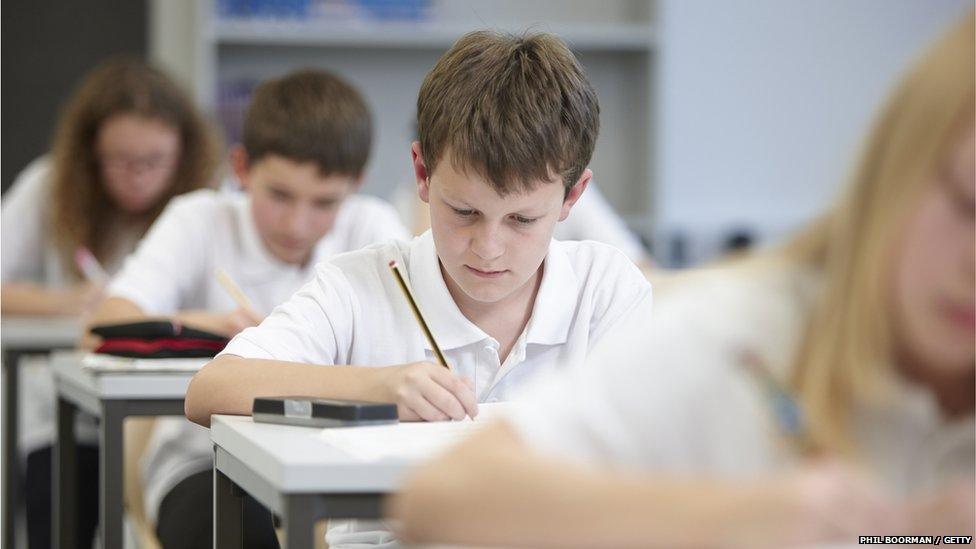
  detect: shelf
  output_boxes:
[212,18,656,51]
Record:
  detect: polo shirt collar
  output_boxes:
[523,240,578,346]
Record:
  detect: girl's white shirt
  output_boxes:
[513,260,974,497]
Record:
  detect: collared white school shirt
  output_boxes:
[220,230,655,548]
[554,183,650,264]
[106,187,410,522]
[512,262,974,499]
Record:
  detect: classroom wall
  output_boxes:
[655,0,971,265]
[1,0,148,194]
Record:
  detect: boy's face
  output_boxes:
[233,149,360,266]
[412,142,590,306]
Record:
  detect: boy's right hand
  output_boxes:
[65,282,105,315]
[219,307,264,336]
[776,460,904,545]
[376,362,478,422]
[176,307,263,337]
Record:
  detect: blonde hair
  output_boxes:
[48,58,223,276]
[777,13,975,453]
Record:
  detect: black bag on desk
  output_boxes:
[90,320,229,358]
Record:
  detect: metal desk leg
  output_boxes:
[3,351,23,547]
[100,401,125,549]
[283,495,317,549]
[215,466,244,548]
[55,395,78,548]
[2,350,21,549]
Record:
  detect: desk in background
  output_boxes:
[51,351,204,549]
[1,316,79,549]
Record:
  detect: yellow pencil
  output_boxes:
[215,268,256,312]
[738,349,819,456]
[388,260,450,370]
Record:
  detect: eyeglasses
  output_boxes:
[99,151,178,175]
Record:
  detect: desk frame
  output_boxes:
[52,359,192,549]
[3,343,75,549]
[213,444,385,548]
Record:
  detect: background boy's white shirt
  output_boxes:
[220,230,654,547]
[1,157,141,452]
[552,183,650,265]
[103,187,411,523]
[510,263,974,496]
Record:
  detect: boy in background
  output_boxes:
[88,68,409,547]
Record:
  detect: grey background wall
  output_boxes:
[4,1,972,265]
[655,0,971,263]
[2,0,147,193]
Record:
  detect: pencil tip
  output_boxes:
[389,260,397,268]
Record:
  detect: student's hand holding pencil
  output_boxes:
[382,261,477,421]
[902,478,975,535]
[766,459,904,545]
[375,361,478,422]
[174,307,263,338]
[66,282,106,315]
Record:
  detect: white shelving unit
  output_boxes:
[150,0,658,237]
[215,19,657,50]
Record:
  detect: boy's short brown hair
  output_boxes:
[244,69,372,176]
[417,31,600,195]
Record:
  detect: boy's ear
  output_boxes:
[229,145,251,190]
[411,141,431,203]
[558,168,592,221]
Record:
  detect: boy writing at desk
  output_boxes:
[185,30,655,547]
[87,69,408,547]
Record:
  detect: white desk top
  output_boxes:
[212,415,409,493]
[1,316,80,349]
[212,405,511,494]
[51,351,204,399]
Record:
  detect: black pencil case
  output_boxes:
[253,397,399,428]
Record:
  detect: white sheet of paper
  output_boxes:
[318,402,515,462]
[82,353,208,374]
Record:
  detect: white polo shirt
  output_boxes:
[106,188,410,522]
[512,262,974,500]
[220,230,655,547]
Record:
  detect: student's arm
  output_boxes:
[389,421,901,548]
[185,354,476,427]
[1,281,101,316]
[905,479,975,535]
[184,256,477,427]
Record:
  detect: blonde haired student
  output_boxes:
[185,31,654,548]
[1,58,222,549]
[87,68,409,548]
[391,13,975,548]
